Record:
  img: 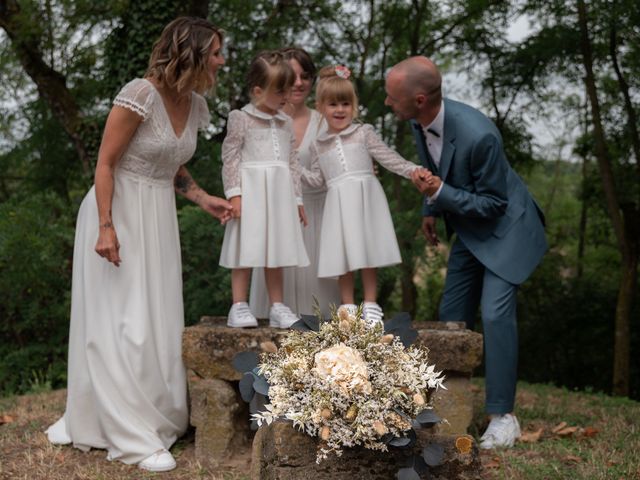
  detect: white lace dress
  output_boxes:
[249,110,340,318]
[49,78,208,464]
[303,123,419,278]
[219,104,309,268]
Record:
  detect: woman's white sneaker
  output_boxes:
[138,450,176,472]
[227,302,258,328]
[45,417,72,445]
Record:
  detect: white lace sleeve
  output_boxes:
[194,94,210,130]
[363,124,419,178]
[300,142,325,189]
[113,79,154,121]
[286,120,303,205]
[221,110,245,199]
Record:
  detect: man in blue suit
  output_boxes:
[385,56,547,449]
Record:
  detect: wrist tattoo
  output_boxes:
[100,221,114,229]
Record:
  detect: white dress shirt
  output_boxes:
[422,101,445,202]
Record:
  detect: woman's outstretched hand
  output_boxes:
[201,195,234,224]
[95,224,121,266]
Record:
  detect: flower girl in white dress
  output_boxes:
[303,65,419,326]
[220,51,309,328]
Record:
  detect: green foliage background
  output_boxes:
[0,0,638,399]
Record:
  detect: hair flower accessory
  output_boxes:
[335,65,351,79]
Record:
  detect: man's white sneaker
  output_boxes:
[362,302,384,328]
[269,303,299,328]
[227,302,258,328]
[479,413,521,449]
[138,449,176,472]
[45,417,71,445]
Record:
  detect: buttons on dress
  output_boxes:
[270,119,281,161]
[335,137,348,171]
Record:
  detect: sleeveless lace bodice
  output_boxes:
[112,78,210,186]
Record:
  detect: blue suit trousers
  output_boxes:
[439,237,518,414]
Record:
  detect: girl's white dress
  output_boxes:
[249,110,340,318]
[304,123,419,278]
[49,78,207,464]
[219,104,309,268]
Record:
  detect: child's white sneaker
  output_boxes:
[363,302,384,328]
[269,303,299,328]
[45,417,71,445]
[138,449,176,472]
[227,302,258,328]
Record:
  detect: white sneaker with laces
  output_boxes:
[45,417,72,445]
[362,302,384,328]
[138,449,176,472]
[479,413,521,449]
[227,302,258,328]
[269,303,299,328]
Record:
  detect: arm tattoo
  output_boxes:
[174,172,194,194]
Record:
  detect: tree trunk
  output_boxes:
[577,0,631,396]
[0,0,91,175]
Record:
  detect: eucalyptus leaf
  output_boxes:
[232,351,259,374]
[407,454,429,475]
[389,428,416,448]
[253,374,270,396]
[239,371,256,403]
[422,443,445,467]
[396,467,421,480]
[384,312,412,331]
[301,314,320,331]
[415,409,441,426]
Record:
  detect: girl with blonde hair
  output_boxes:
[46,17,232,472]
[303,65,419,325]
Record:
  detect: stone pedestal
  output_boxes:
[251,421,481,480]
[182,317,483,468]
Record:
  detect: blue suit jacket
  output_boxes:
[411,98,547,285]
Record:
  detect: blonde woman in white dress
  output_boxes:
[250,47,340,320]
[303,65,420,326]
[45,17,232,472]
[220,51,309,329]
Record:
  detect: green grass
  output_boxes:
[474,380,640,480]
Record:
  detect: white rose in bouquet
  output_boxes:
[313,343,372,396]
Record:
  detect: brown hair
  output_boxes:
[146,17,223,95]
[279,47,317,83]
[246,50,295,101]
[315,65,359,118]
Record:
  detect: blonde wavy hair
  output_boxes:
[146,17,223,95]
[315,65,359,118]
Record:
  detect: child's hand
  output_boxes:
[230,196,242,218]
[298,205,308,227]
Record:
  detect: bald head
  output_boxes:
[384,56,442,124]
[389,56,442,103]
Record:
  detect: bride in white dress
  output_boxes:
[45,17,232,472]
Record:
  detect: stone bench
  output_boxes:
[182,316,483,475]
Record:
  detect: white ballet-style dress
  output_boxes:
[249,109,340,318]
[219,104,309,269]
[47,78,209,464]
[304,123,419,278]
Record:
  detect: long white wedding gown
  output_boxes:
[46,78,210,465]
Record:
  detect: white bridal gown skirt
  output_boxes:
[318,173,402,278]
[54,172,188,465]
[220,165,309,268]
[249,189,341,318]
